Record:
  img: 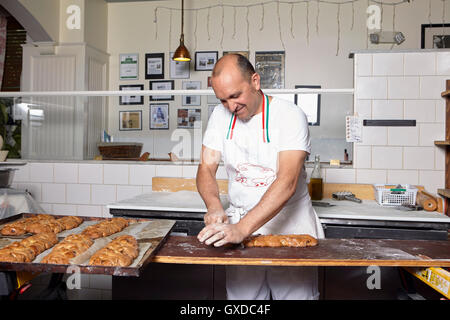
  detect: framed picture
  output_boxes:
[119,110,142,131]
[294,85,321,126]
[149,80,174,101]
[145,53,164,79]
[119,84,144,105]
[177,108,201,129]
[119,53,139,80]
[421,24,450,49]
[150,103,169,130]
[195,51,218,71]
[182,81,201,106]
[223,51,249,59]
[255,51,285,89]
[170,51,190,79]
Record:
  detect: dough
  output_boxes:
[243,234,318,248]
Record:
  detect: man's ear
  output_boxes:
[251,72,261,91]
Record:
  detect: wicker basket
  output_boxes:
[98,142,143,160]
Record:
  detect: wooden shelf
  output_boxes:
[442,89,450,98]
[437,189,450,198]
[434,140,450,146]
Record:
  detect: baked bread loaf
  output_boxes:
[58,216,83,230]
[243,234,318,248]
[41,234,93,265]
[1,215,83,236]
[0,214,55,236]
[81,218,129,239]
[0,232,58,263]
[89,235,139,267]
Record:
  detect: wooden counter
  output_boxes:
[152,236,450,267]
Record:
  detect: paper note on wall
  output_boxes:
[346,115,362,143]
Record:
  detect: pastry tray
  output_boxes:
[0,213,175,277]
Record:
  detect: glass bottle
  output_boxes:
[309,155,323,200]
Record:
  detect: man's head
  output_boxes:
[211,54,262,121]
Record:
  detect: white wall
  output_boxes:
[353,50,449,194]
[107,0,450,159]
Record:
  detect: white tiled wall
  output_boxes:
[354,50,449,194]
[12,161,227,218]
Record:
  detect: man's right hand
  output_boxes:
[204,208,229,225]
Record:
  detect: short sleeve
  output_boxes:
[277,102,311,153]
[202,105,227,153]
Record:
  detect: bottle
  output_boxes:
[309,154,323,200]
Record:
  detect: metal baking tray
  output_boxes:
[0,213,175,277]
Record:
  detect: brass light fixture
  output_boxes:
[172,0,191,62]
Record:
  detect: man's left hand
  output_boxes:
[197,223,246,247]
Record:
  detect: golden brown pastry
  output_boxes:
[0,214,55,236]
[89,235,139,267]
[25,220,65,234]
[243,234,318,248]
[58,216,83,230]
[81,218,129,239]
[41,234,93,265]
[0,232,58,263]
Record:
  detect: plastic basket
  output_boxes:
[373,184,418,206]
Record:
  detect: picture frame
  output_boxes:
[170,51,190,79]
[223,51,250,60]
[149,80,174,101]
[294,85,321,126]
[195,51,218,71]
[150,103,169,130]
[119,84,144,105]
[119,53,139,80]
[255,51,285,89]
[177,108,202,129]
[182,81,201,106]
[119,110,142,131]
[421,24,450,49]
[145,53,164,79]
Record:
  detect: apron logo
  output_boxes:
[235,163,275,188]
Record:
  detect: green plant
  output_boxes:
[0,98,21,158]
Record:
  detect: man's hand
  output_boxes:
[204,208,229,225]
[197,222,247,247]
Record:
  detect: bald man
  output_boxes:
[196,54,324,300]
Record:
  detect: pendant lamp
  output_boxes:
[172,0,191,61]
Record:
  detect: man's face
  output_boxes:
[211,68,261,121]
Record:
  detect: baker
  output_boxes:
[196,53,324,300]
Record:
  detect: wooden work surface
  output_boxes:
[152,236,450,267]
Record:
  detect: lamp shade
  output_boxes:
[173,35,191,62]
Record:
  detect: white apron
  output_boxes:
[222,94,324,300]
[222,95,324,239]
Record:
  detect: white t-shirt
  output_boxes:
[203,96,311,210]
[203,97,311,155]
